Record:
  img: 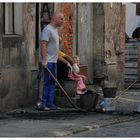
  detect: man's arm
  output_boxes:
[64,55,75,65]
[59,51,75,65]
[58,55,72,72]
[40,40,48,67]
[59,51,80,73]
[58,55,69,64]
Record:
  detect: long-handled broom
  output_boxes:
[110,80,138,105]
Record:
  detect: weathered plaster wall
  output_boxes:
[117,5,125,89]
[23,3,36,66]
[0,3,37,112]
[77,3,94,83]
[103,3,125,89]
[0,4,3,65]
[0,68,36,112]
[93,3,105,81]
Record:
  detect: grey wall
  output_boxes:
[0,3,37,112]
[77,3,94,84]
[92,3,105,81]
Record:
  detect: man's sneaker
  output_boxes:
[36,102,50,111]
[47,104,61,110]
[42,107,50,111]
[36,106,50,111]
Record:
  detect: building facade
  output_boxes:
[0,3,125,112]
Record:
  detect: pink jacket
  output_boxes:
[68,71,87,94]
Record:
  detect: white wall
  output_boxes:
[125,3,140,38]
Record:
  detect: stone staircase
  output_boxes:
[124,41,140,89]
[54,80,80,108]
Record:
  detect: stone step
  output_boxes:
[55,80,77,97]
[124,69,138,75]
[125,62,138,68]
[54,96,80,108]
[124,42,140,85]
[125,49,138,55]
[124,74,139,79]
[125,56,138,62]
[125,54,138,59]
[126,42,140,48]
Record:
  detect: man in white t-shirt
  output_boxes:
[38,12,64,111]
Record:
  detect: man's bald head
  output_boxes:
[52,12,63,19]
[51,12,64,27]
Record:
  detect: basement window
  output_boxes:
[4,3,23,35]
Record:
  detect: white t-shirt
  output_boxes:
[39,24,59,63]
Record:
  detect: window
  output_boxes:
[41,3,54,30]
[136,4,140,15]
[4,3,23,35]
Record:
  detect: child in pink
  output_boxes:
[68,56,87,94]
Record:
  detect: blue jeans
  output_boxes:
[37,62,57,108]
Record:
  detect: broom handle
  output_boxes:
[110,80,137,105]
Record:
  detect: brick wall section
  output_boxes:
[60,3,74,56]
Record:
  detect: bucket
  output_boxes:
[80,90,99,110]
[60,80,76,97]
[102,88,117,98]
[137,104,140,112]
[100,98,116,112]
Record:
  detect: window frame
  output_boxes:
[3,3,23,35]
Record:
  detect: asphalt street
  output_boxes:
[0,89,139,137]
